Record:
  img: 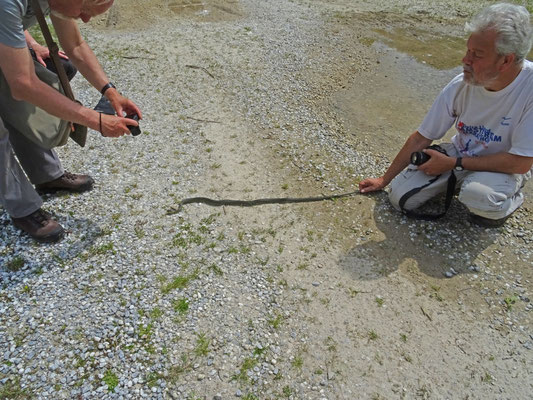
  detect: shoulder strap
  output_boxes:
[31,0,73,98]
[30,0,87,147]
[398,171,457,221]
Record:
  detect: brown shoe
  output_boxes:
[36,171,94,193]
[12,209,64,243]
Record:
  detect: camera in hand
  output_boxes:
[126,114,141,136]
[410,144,447,166]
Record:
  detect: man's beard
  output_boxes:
[463,65,499,87]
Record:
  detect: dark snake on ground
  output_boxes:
[166,191,361,214]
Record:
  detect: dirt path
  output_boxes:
[57,0,533,398]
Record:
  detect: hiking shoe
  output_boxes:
[12,209,64,243]
[36,171,94,193]
[469,213,509,228]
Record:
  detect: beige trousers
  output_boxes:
[389,143,531,220]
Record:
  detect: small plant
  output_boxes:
[297,262,308,270]
[325,336,337,352]
[0,377,30,399]
[103,370,119,392]
[375,297,384,307]
[162,270,198,294]
[194,333,210,357]
[481,372,493,383]
[368,330,379,340]
[282,386,292,397]
[150,307,163,319]
[281,183,289,190]
[292,355,303,370]
[138,323,153,339]
[232,357,257,382]
[7,256,25,272]
[504,295,518,310]
[173,298,189,314]
[400,333,408,342]
[208,264,223,276]
[253,346,267,356]
[268,314,283,329]
[146,371,162,388]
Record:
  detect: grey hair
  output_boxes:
[465,3,533,64]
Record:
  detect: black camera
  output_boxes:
[126,114,141,136]
[410,144,447,166]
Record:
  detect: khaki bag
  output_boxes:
[0,61,72,149]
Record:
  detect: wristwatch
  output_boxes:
[100,82,116,95]
[454,157,464,171]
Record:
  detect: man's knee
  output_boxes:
[458,176,523,218]
[459,181,504,210]
[388,185,403,211]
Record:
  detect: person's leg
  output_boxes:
[458,170,530,224]
[389,167,452,212]
[389,144,460,212]
[1,119,64,242]
[0,120,43,217]
[6,121,94,192]
[6,121,64,185]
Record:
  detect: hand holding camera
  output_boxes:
[410,144,448,166]
[95,95,142,137]
[125,114,141,136]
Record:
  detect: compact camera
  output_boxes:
[410,144,447,166]
[126,114,141,136]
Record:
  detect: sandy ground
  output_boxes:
[2,0,532,399]
[92,0,532,398]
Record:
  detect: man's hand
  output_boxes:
[31,43,68,67]
[24,30,68,67]
[418,149,455,176]
[359,177,387,193]
[105,89,142,120]
[99,113,139,138]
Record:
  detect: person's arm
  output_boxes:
[0,42,135,137]
[420,149,533,175]
[359,131,432,193]
[50,15,142,119]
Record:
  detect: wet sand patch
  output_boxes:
[89,0,243,30]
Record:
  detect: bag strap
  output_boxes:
[30,0,87,147]
[398,171,457,221]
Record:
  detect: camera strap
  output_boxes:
[398,170,457,221]
[31,0,87,147]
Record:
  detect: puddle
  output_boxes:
[374,27,466,70]
[168,0,242,19]
[334,41,461,159]
[373,26,533,69]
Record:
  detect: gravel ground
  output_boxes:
[1,0,532,399]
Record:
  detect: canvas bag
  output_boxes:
[0,0,88,149]
[0,61,73,149]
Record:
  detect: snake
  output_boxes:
[166,191,361,214]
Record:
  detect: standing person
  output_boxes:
[0,0,142,242]
[359,3,533,227]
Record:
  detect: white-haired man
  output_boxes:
[359,3,533,227]
[0,0,142,242]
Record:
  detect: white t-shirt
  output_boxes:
[418,60,533,158]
